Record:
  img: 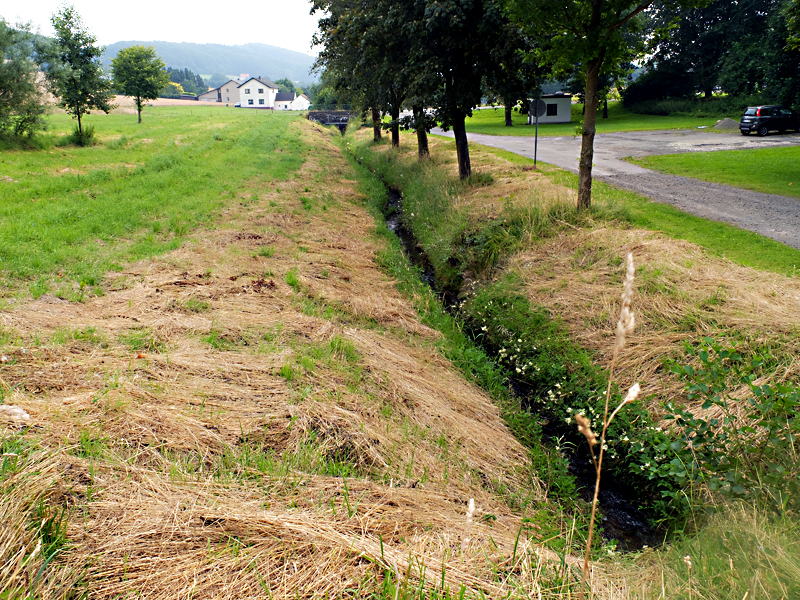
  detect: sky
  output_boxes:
[0,0,321,56]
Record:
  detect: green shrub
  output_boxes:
[665,339,800,513]
[65,124,97,147]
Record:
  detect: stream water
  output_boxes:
[383,186,660,551]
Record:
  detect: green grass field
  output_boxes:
[464,101,726,136]
[628,145,800,200]
[0,107,305,301]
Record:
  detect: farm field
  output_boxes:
[628,145,800,200]
[463,102,724,136]
[2,107,800,599]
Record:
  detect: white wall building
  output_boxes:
[238,77,279,108]
[526,93,572,124]
[274,92,311,111]
[292,94,311,111]
[197,79,244,104]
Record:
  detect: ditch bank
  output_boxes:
[376,179,662,550]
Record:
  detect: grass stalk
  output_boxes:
[579,253,640,597]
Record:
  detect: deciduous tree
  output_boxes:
[40,5,114,137]
[507,0,706,208]
[111,45,169,123]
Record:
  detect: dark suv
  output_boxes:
[739,105,800,136]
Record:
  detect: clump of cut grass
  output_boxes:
[119,327,165,353]
[0,442,84,598]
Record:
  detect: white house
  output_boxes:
[274,92,311,111]
[292,94,311,111]
[238,77,279,108]
[527,93,572,124]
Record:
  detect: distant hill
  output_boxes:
[103,41,318,85]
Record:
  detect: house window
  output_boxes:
[258,88,264,94]
[546,103,558,116]
[248,99,254,105]
[259,99,264,105]
[245,88,250,94]
[225,88,229,92]
[226,97,229,101]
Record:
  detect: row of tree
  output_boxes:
[312,0,800,208]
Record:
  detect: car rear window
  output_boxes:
[744,108,758,116]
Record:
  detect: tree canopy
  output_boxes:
[40,5,114,138]
[506,0,706,208]
[112,45,169,123]
[0,19,46,139]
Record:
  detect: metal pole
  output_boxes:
[534,113,539,166]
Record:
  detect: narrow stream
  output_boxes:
[384,186,660,551]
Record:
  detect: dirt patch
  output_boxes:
[714,117,740,130]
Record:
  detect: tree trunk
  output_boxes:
[413,105,429,159]
[704,88,713,99]
[77,112,82,134]
[452,113,471,179]
[578,58,602,210]
[504,103,513,126]
[391,106,400,148]
[137,96,142,124]
[602,98,608,119]
[372,107,382,142]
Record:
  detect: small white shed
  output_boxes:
[292,94,311,111]
[527,93,572,124]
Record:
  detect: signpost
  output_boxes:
[530,99,546,166]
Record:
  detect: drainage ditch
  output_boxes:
[383,185,660,551]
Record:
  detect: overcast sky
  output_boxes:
[1,0,321,56]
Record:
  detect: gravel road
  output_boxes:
[433,127,800,250]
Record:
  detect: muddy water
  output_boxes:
[382,185,661,550]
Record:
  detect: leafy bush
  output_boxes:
[665,339,800,513]
[66,124,97,147]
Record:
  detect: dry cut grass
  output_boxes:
[513,226,800,416]
[0,120,639,598]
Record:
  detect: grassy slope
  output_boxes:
[464,102,724,137]
[628,145,800,200]
[473,144,800,277]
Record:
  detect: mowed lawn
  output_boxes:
[629,146,800,200]
[464,101,725,136]
[0,107,305,300]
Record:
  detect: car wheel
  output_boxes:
[740,130,750,136]
[757,125,769,136]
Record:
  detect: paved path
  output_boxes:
[433,127,800,249]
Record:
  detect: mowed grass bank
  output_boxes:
[0,107,304,301]
[464,101,723,136]
[1,116,630,599]
[347,128,800,597]
[628,145,800,200]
